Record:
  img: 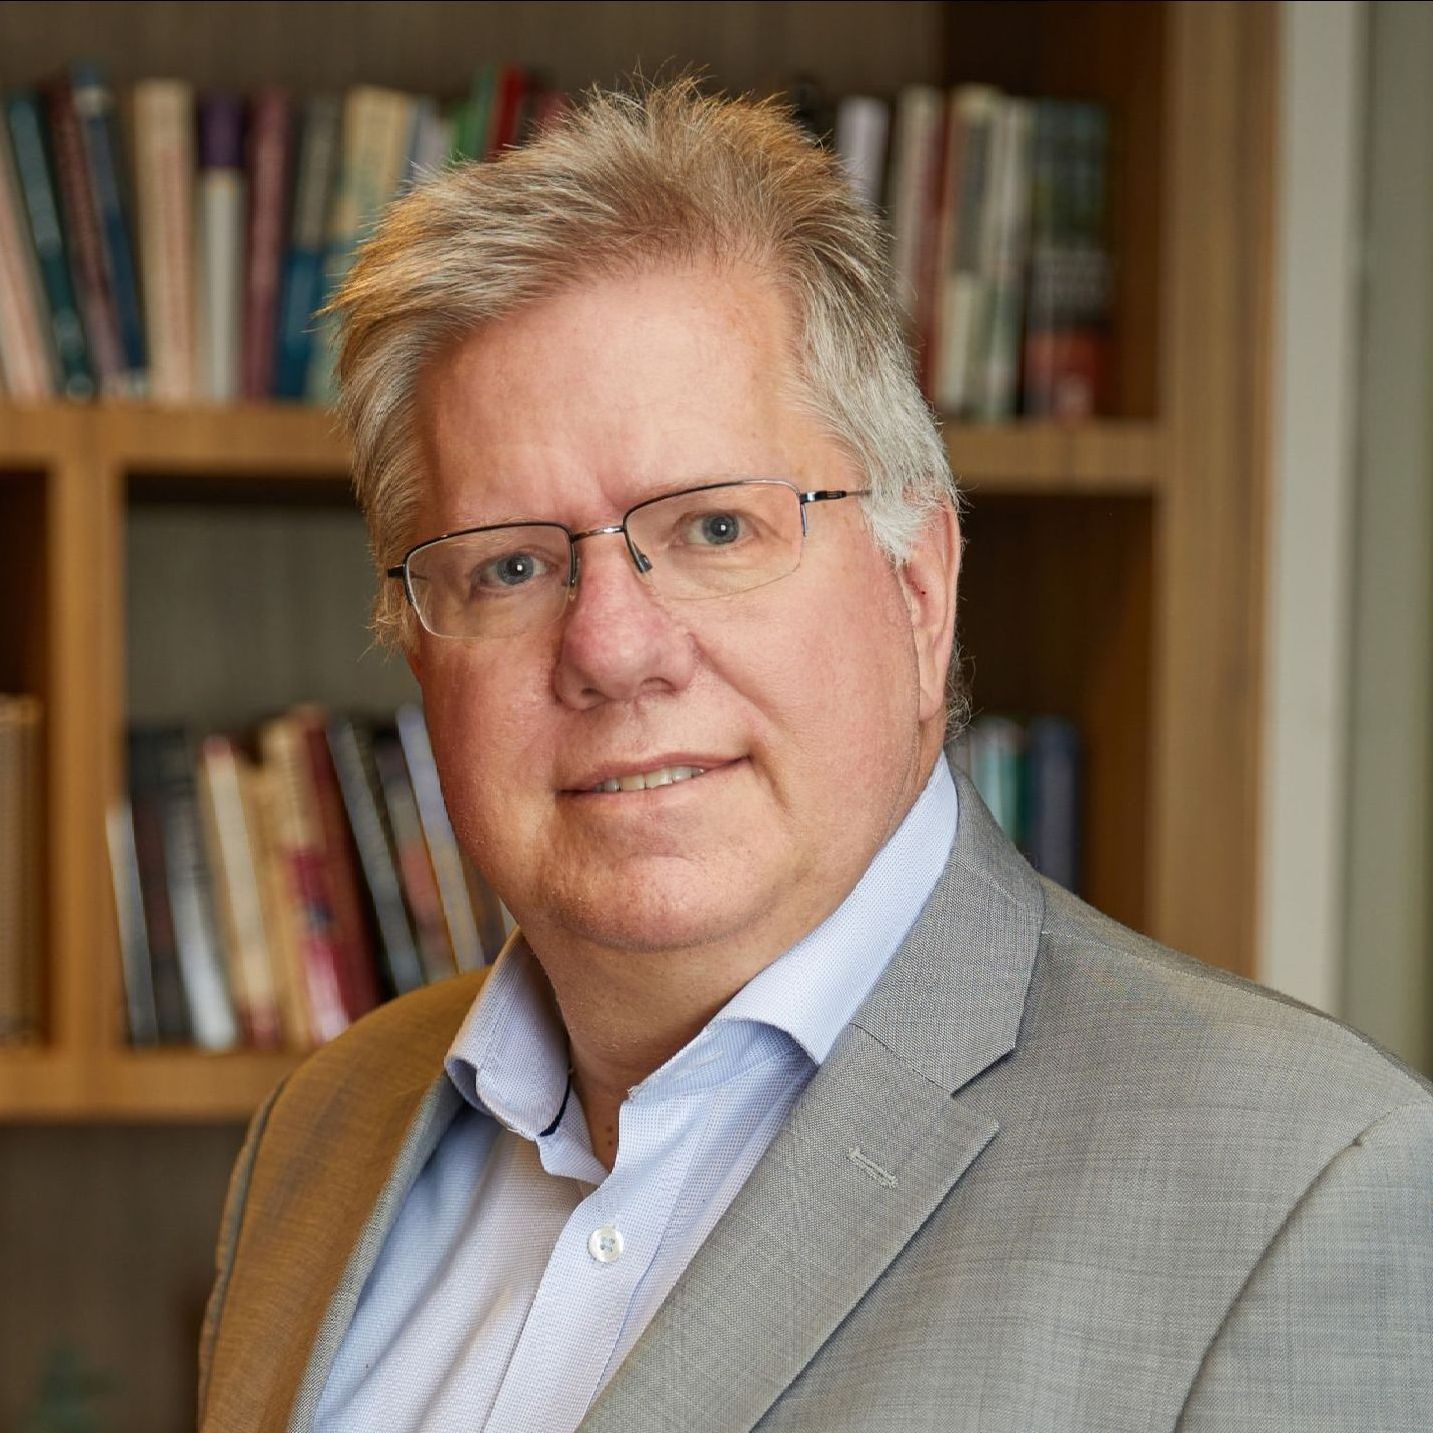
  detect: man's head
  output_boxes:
[332,80,963,966]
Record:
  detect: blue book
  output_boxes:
[274,94,340,400]
[71,62,147,391]
[4,91,94,398]
[1021,716,1081,893]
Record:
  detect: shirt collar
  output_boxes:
[446,756,958,1129]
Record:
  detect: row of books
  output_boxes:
[0,64,565,405]
[0,695,43,1047]
[951,713,1082,893]
[108,704,509,1052]
[837,87,1112,420]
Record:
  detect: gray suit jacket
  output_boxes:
[199,767,1433,1431]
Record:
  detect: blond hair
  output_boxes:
[332,77,958,650]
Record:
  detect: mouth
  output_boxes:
[564,756,740,795]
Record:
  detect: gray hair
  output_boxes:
[332,76,960,666]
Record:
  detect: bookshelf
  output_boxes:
[0,1,1276,1124]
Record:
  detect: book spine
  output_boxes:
[307,85,416,404]
[327,716,426,998]
[1022,716,1081,892]
[396,703,484,972]
[979,98,1035,421]
[71,63,147,391]
[45,78,127,395]
[4,92,94,398]
[154,729,239,1050]
[242,88,292,401]
[833,95,890,210]
[488,67,529,154]
[126,730,191,1043]
[889,85,942,337]
[197,735,283,1048]
[297,712,381,1023]
[105,798,160,1045]
[373,729,455,984]
[132,80,196,405]
[196,94,247,403]
[0,113,56,399]
[259,715,349,1043]
[273,94,340,400]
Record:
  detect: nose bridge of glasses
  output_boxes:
[569,521,654,578]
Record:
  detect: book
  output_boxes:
[306,85,417,404]
[396,704,487,972]
[978,97,1035,420]
[833,95,889,210]
[274,93,340,401]
[889,85,944,350]
[196,734,284,1048]
[930,86,996,414]
[0,109,56,400]
[0,696,44,1045]
[296,710,381,1022]
[1022,101,1111,419]
[70,63,147,393]
[1021,716,1081,892]
[242,88,292,401]
[4,91,94,397]
[196,94,247,403]
[105,798,160,1045]
[258,713,352,1043]
[125,729,191,1043]
[327,715,426,998]
[45,76,127,395]
[132,79,197,404]
[150,728,239,1050]
[372,727,456,985]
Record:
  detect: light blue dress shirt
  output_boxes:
[315,757,957,1433]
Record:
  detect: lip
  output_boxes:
[560,754,743,794]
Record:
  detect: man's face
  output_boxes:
[409,262,956,965]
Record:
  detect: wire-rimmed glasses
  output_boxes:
[387,478,869,641]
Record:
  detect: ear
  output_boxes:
[897,500,962,724]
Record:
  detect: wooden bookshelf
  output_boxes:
[0,1,1276,1122]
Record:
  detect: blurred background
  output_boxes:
[0,2,1425,1429]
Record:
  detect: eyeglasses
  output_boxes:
[387,478,869,641]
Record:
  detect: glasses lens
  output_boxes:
[627,482,803,599]
[406,525,571,639]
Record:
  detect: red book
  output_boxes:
[298,712,381,1023]
[44,78,126,394]
[242,88,292,401]
[487,68,529,155]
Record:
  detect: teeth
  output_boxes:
[593,765,707,793]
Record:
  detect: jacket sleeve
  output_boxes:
[1177,1099,1433,1432]
[197,1076,289,1428]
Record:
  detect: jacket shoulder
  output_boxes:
[1031,880,1432,1126]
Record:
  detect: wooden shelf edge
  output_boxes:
[945,420,1163,496]
[0,401,350,477]
[0,1047,301,1122]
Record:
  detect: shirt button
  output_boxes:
[588,1224,624,1264]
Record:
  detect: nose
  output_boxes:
[551,531,696,709]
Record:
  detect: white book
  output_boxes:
[834,95,889,209]
[0,118,55,399]
[196,167,245,403]
[134,80,197,404]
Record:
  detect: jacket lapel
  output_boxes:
[581,766,1045,1433]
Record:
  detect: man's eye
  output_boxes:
[685,511,744,546]
[473,551,551,590]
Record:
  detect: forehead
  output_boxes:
[414,263,839,526]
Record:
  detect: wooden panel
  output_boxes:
[0,1123,244,1433]
[946,420,1161,494]
[957,494,1154,933]
[0,0,947,96]
[1152,2,1276,976]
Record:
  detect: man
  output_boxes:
[199,82,1432,1432]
